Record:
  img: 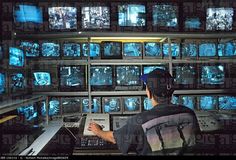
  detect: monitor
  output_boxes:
[143,65,167,74]
[180,96,196,110]
[206,8,233,31]
[218,42,236,57]
[102,97,122,114]
[163,43,180,57]
[199,43,216,57]
[48,7,77,30]
[184,18,201,30]
[152,4,178,28]
[201,65,224,85]
[10,73,25,92]
[123,42,142,58]
[90,66,113,90]
[61,97,81,115]
[63,43,81,57]
[81,6,110,29]
[33,72,51,86]
[101,42,122,59]
[48,98,60,117]
[9,47,24,67]
[81,97,101,113]
[199,96,217,110]
[182,43,198,58]
[123,96,141,114]
[0,46,3,60]
[82,43,100,58]
[17,105,38,122]
[20,41,40,57]
[115,65,141,90]
[41,42,60,57]
[171,95,179,105]
[0,73,5,94]
[118,4,146,27]
[40,101,47,117]
[59,66,86,91]
[144,42,162,58]
[219,96,236,110]
[143,97,153,111]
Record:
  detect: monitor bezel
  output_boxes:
[81,97,102,113]
[122,96,142,114]
[143,42,162,59]
[101,41,123,59]
[122,42,143,59]
[102,96,123,114]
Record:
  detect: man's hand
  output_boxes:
[88,122,103,135]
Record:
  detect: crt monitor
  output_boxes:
[180,96,196,110]
[206,8,233,31]
[144,42,161,58]
[81,6,110,29]
[9,47,24,67]
[48,7,77,30]
[10,73,25,92]
[182,43,198,57]
[48,98,60,117]
[0,73,5,94]
[143,97,153,111]
[41,42,60,57]
[61,97,81,115]
[218,42,236,57]
[184,17,201,30]
[163,43,180,57]
[102,42,122,59]
[171,95,179,105]
[123,96,141,114]
[82,43,100,58]
[17,105,38,124]
[118,4,146,27]
[33,72,51,86]
[199,43,216,57]
[219,96,236,110]
[199,96,217,110]
[81,97,101,113]
[102,97,122,114]
[201,65,225,85]
[123,42,142,58]
[20,41,40,57]
[63,43,81,57]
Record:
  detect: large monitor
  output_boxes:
[199,43,217,57]
[10,73,25,93]
[90,66,113,91]
[143,97,153,111]
[0,73,6,94]
[48,7,77,30]
[59,66,86,91]
[163,43,180,58]
[102,97,122,114]
[206,8,233,31]
[20,41,40,57]
[144,42,162,58]
[118,4,146,27]
[9,47,24,67]
[184,17,201,30]
[101,42,122,59]
[41,42,60,57]
[199,96,217,110]
[218,96,236,110]
[182,43,198,58]
[61,97,81,115]
[180,96,196,110]
[143,65,167,74]
[123,42,142,59]
[115,65,141,90]
[82,43,100,58]
[81,6,110,29]
[123,96,141,114]
[81,97,101,113]
[63,43,81,57]
[218,42,236,57]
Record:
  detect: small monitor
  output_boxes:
[41,42,60,57]
[219,96,236,110]
[184,18,201,30]
[199,43,216,57]
[48,7,77,30]
[180,96,196,110]
[123,96,141,114]
[118,4,146,27]
[33,72,51,86]
[144,42,162,58]
[0,73,6,94]
[123,42,142,58]
[182,43,198,58]
[218,42,236,57]
[143,97,153,111]
[61,97,81,115]
[201,65,224,85]
[59,66,86,91]
[206,8,233,31]
[40,101,47,117]
[81,97,101,113]
[171,95,179,105]
[10,73,25,92]
[143,65,167,74]
[82,43,100,58]
[101,42,122,59]
[90,66,113,90]
[48,98,60,117]
[199,96,217,110]
[20,41,40,57]
[63,43,81,57]
[17,105,38,121]
[9,47,24,67]
[102,97,122,114]
[81,6,110,29]
[163,43,180,58]
[152,4,178,28]
[0,46,3,60]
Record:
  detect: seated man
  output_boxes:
[88,68,200,155]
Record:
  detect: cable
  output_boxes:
[64,126,77,140]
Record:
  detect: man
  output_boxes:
[88,68,199,155]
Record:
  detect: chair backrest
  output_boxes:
[142,112,197,155]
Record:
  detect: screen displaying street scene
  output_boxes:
[144,42,161,57]
[116,66,140,86]
[63,43,81,57]
[42,42,60,57]
[201,65,224,85]
[9,47,24,67]
[200,96,217,110]
[20,41,40,57]
[123,42,142,57]
[219,96,236,110]
[33,72,51,86]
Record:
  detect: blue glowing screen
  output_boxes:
[103,97,121,113]
[49,99,60,116]
[82,43,100,57]
[0,73,5,94]
[20,42,39,57]
[123,43,142,57]
[10,73,25,90]
[144,42,161,57]
[143,97,153,111]
[200,96,217,110]
[9,47,24,67]
[90,66,112,86]
[219,96,236,110]
[163,43,180,57]
[201,65,224,85]
[33,72,51,86]
[103,42,122,57]
[182,43,197,57]
[116,66,140,86]
[181,96,195,110]
[143,66,166,74]
[199,43,216,57]
[185,18,201,29]
[63,43,81,57]
[42,43,60,57]
[17,105,38,121]
[82,97,100,113]
[174,65,196,84]
[124,97,140,112]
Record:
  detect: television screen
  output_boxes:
[201,65,224,85]
[42,42,60,57]
[90,66,113,86]
[81,6,110,29]
[219,96,236,110]
[14,4,43,24]
[33,72,51,86]
[17,105,38,121]
[62,97,81,115]
[63,43,81,57]
[173,65,196,85]
[48,98,60,116]
[199,96,217,110]
[199,43,216,57]
[123,97,141,114]
[143,97,153,111]
[163,43,180,57]
[184,18,201,29]
[143,65,166,74]
[9,47,24,67]
[59,66,85,90]
[102,97,121,114]
[116,66,141,86]
[20,41,40,57]
[218,42,236,57]
[102,42,122,59]
[48,7,77,30]
[144,42,161,57]
[152,4,178,28]
[0,46,3,60]
[0,73,5,94]
[182,43,198,57]
[123,42,142,58]
[82,43,100,58]
[171,95,179,105]
[118,4,146,27]
[10,73,25,92]
[82,97,101,113]
[206,8,233,31]
[181,96,195,110]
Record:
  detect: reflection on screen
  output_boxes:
[201,65,224,85]
[219,96,236,110]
